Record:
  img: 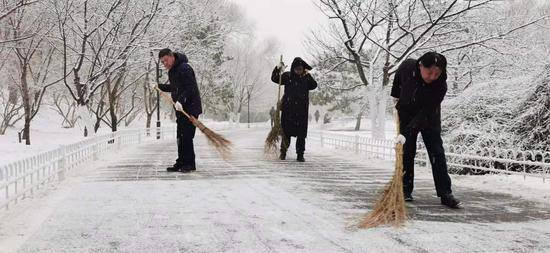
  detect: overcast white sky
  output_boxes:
[230,0,327,63]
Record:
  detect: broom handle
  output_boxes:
[276,55,283,111]
[395,110,400,135]
[154,86,193,120]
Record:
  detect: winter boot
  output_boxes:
[279,152,286,160]
[166,165,181,172]
[441,194,461,209]
[297,154,305,162]
[181,164,196,172]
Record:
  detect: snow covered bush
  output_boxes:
[443,64,550,152]
[512,65,550,151]
[441,75,533,150]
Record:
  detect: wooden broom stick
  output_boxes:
[264,55,285,155]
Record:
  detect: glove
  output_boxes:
[395,134,406,145]
[149,83,157,90]
[276,61,286,71]
[174,101,183,112]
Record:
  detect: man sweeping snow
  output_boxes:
[391,52,461,208]
[271,57,317,162]
[150,48,203,172]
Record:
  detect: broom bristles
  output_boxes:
[265,55,285,157]
[264,121,283,156]
[359,143,407,229]
[189,116,233,159]
[153,86,232,159]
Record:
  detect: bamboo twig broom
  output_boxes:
[359,112,407,228]
[264,55,285,156]
[155,86,232,159]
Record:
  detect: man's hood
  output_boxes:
[291,57,312,72]
[174,52,189,67]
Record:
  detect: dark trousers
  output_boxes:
[176,115,197,167]
[281,135,306,155]
[401,127,452,197]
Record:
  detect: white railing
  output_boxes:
[310,130,550,181]
[0,126,176,210]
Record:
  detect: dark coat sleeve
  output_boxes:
[305,73,317,90]
[391,65,402,99]
[271,67,290,85]
[158,83,173,92]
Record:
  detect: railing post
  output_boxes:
[354,135,359,154]
[117,132,122,150]
[58,147,66,182]
[22,159,28,199]
[4,166,9,210]
[14,163,19,205]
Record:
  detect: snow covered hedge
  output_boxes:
[442,65,550,152]
[512,65,550,151]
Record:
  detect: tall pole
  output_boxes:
[247,89,251,128]
[155,57,161,139]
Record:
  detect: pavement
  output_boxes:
[1,127,550,253]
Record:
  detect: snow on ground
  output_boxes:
[312,118,397,140]
[1,127,549,252]
[453,173,550,203]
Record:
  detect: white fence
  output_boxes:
[310,130,550,181]
[2,126,548,211]
[0,127,176,210]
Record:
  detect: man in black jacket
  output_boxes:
[150,48,202,172]
[391,52,460,208]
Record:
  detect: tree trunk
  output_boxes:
[355,111,363,131]
[20,65,32,145]
[23,119,30,145]
[146,113,152,128]
[109,106,117,132]
[94,120,101,133]
[369,1,394,140]
[375,87,387,139]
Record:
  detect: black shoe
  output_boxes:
[404,193,414,202]
[441,194,461,209]
[279,153,286,160]
[181,165,196,172]
[166,166,181,172]
[297,154,305,162]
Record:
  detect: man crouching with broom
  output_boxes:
[271,57,317,162]
[391,52,460,208]
[150,48,202,173]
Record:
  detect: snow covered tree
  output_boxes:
[4,1,62,145]
[50,87,79,128]
[310,0,548,137]
[165,0,249,118]
[222,36,279,124]
[50,0,161,135]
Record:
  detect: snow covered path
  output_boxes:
[1,128,550,253]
